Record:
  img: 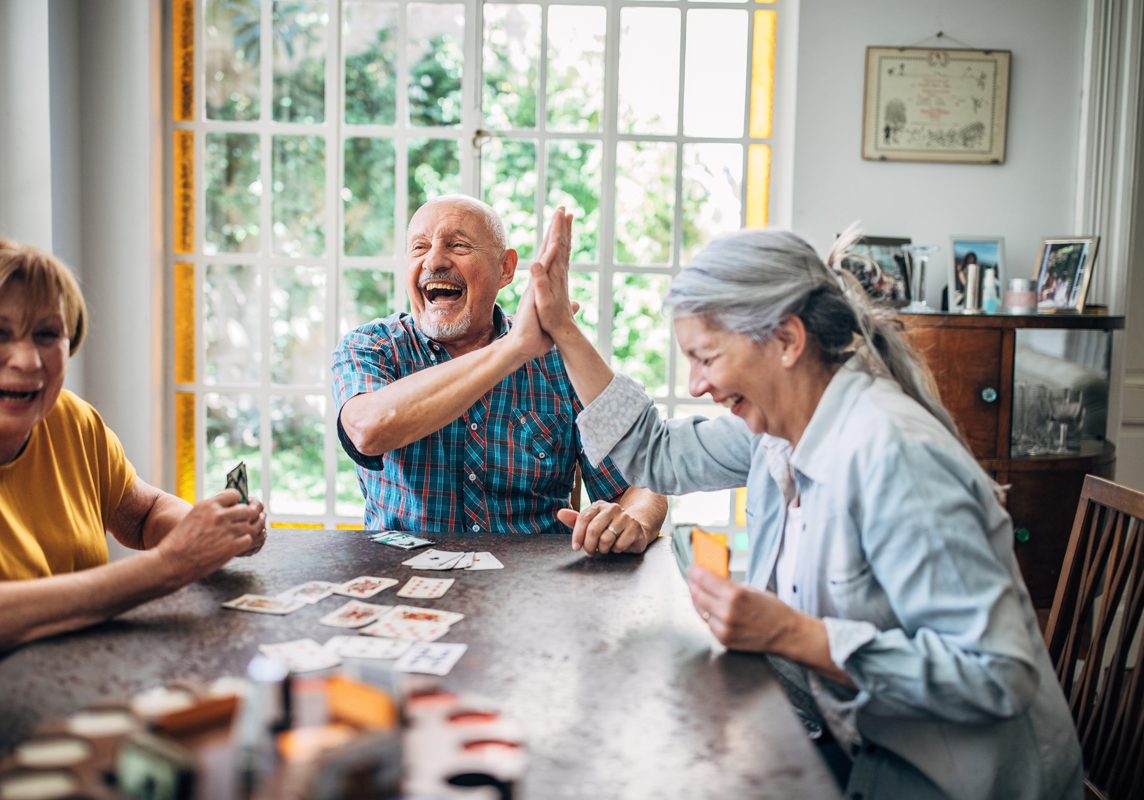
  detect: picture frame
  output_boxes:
[947,236,1004,311]
[1034,237,1100,313]
[839,235,912,307]
[862,47,1011,164]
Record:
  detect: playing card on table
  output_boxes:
[397,576,454,599]
[451,551,476,570]
[323,635,411,660]
[465,552,504,571]
[401,549,466,570]
[259,639,341,673]
[319,600,391,628]
[334,576,399,599]
[279,581,338,604]
[225,461,249,504]
[393,642,468,676]
[360,615,450,643]
[370,531,434,550]
[386,605,465,627]
[222,593,305,615]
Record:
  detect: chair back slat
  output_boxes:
[1045,475,1144,800]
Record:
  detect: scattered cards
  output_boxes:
[225,461,249,504]
[401,549,499,571]
[222,594,305,615]
[323,636,411,660]
[279,581,338,604]
[397,576,454,599]
[334,576,399,599]
[260,639,341,673]
[319,600,391,629]
[370,531,434,550]
[393,642,468,676]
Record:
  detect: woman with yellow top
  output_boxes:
[0,240,266,651]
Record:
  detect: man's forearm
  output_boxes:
[617,485,668,546]
[341,337,531,455]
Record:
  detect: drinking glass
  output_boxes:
[1048,388,1085,454]
[901,244,940,312]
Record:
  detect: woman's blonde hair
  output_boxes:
[0,239,87,355]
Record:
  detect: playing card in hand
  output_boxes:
[225,461,249,504]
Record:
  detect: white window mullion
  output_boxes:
[325,0,344,524]
[460,0,483,197]
[257,2,274,516]
[597,0,622,362]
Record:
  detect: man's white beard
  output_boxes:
[419,307,472,341]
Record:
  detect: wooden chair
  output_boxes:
[1044,475,1144,800]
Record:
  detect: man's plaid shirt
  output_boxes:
[332,307,629,533]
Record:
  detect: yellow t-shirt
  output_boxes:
[0,390,136,580]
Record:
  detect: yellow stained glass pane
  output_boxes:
[175,391,195,502]
[174,262,195,384]
[174,130,194,254]
[745,143,770,228]
[271,522,326,530]
[172,0,194,121]
[755,0,776,4]
[749,9,775,139]
[336,523,364,530]
[735,487,748,527]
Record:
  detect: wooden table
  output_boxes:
[0,531,840,799]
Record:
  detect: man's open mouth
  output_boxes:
[422,280,465,304]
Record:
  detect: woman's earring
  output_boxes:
[781,355,790,365]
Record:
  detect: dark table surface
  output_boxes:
[0,530,840,799]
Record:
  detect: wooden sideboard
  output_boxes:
[900,311,1124,611]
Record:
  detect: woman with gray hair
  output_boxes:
[520,212,1082,800]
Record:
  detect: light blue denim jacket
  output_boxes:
[578,364,1082,800]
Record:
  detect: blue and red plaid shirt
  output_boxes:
[332,307,629,533]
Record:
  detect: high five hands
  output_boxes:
[509,207,578,360]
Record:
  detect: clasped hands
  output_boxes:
[508,207,580,362]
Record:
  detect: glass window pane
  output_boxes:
[272,0,327,123]
[340,269,398,337]
[204,264,261,385]
[206,393,261,498]
[272,135,326,257]
[482,139,537,261]
[343,137,397,256]
[205,0,260,120]
[547,140,601,264]
[618,8,680,135]
[205,133,261,255]
[498,272,526,316]
[483,4,540,130]
[408,4,465,127]
[681,143,743,263]
[270,265,326,386]
[408,138,461,212]
[614,142,676,266]
[547,5,605,132]
[683,10,748,137]
[336,446,366,519]
[344,2,398,125]
[612,272,670,395]
[270,395,325,515]
[570,271,599,344]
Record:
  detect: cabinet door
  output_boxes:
[905,327,1004,459]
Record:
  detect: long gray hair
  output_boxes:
[664,227,966,448]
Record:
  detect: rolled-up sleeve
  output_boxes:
[827,441,1041,724]
[577,375,756,495]
[332,327,398,470]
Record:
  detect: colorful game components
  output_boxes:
[691,528,730,578]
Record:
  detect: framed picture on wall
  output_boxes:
[1034,236,1100,312]
[947,236,1004,311]
[862,47,1011,163]
[838,235,912,307]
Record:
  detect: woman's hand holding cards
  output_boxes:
[156,491,267,585]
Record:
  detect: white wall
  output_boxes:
[791,0,1086,302]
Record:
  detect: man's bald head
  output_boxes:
[409,195,507,254]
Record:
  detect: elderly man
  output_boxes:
[333,196,666,553]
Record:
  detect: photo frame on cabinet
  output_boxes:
[947,236,1004,311]
[838,235,912,307]
[1034,237,1099,313]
